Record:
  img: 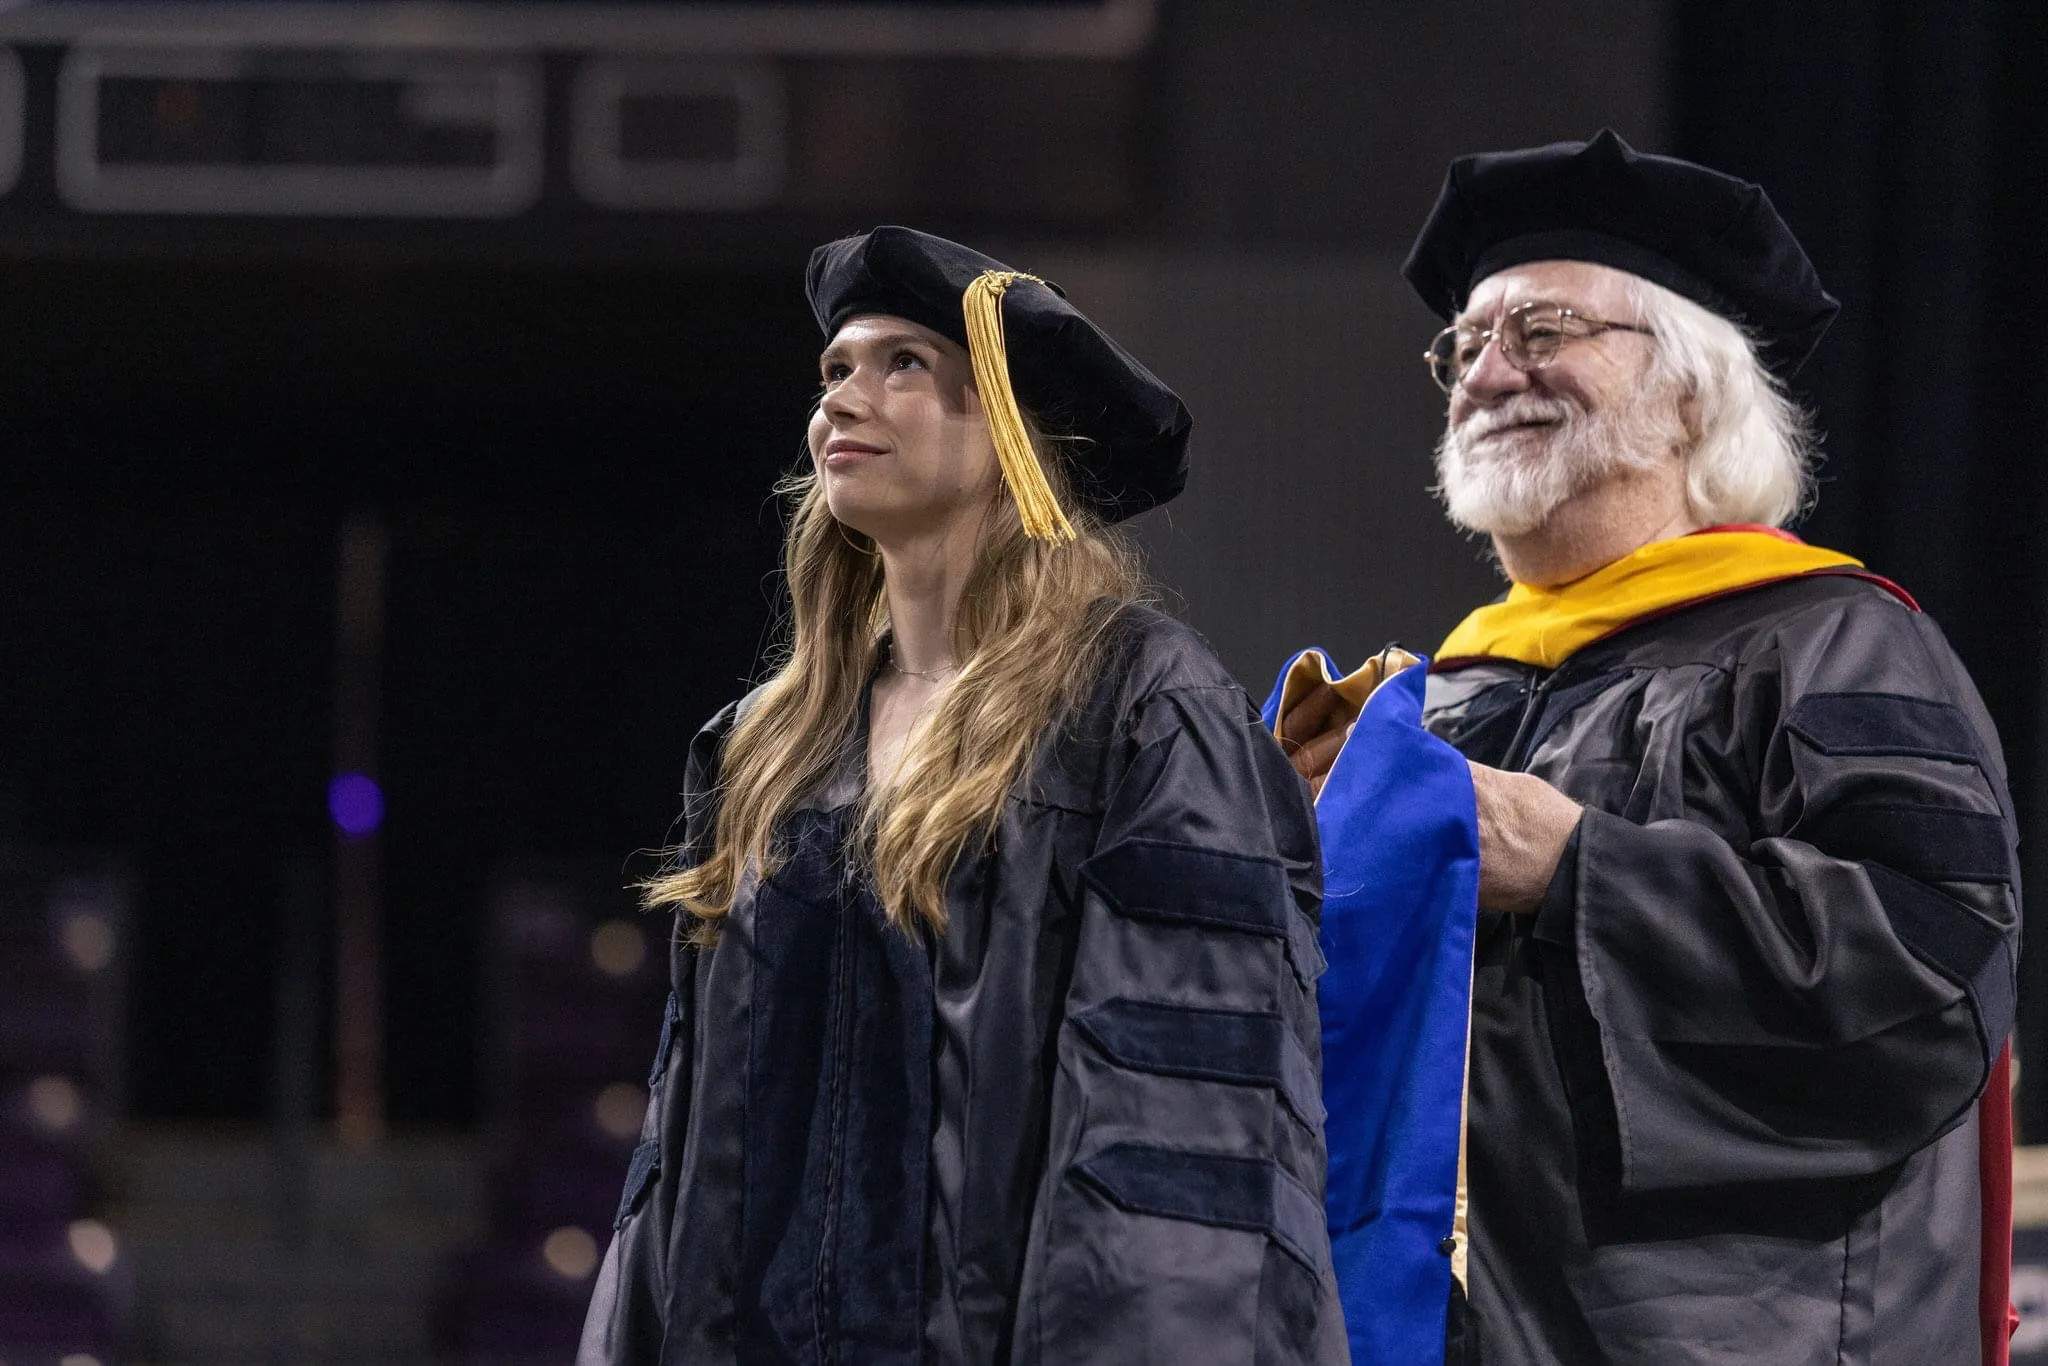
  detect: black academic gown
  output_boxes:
[578,605,1350,1365]
[1423,572,2020,1366]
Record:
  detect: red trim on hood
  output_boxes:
[1982,1044,2015,1366]
[1688,522,1806,543]
[1810,567,1921,612]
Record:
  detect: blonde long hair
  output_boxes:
[646,426,1144,939]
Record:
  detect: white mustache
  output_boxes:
[1458,396,1577,443]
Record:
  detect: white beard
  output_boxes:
[1433,389,1679,537]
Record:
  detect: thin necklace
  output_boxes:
[884,645,960,681]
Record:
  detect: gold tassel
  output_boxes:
[961,270,1078,544]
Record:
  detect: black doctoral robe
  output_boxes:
[579,605,1350,1364]
[1423,571,2020,1366]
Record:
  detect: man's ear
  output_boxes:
[1677,378,1706,448]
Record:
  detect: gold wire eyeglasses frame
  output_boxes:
[1425,300,1653,394]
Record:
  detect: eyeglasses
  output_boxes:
[1425,300,1652,394]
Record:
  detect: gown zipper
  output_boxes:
[1448,664,1565,1355]
[812,860,859,1363]
[1498,662,1564,773]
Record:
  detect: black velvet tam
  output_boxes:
[805,225,1190,523]
[1403,129,1840,378]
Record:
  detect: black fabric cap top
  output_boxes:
[805,226,1190,524]
[1403,129,1840,378]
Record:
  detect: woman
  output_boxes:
[580,227,1345,1364]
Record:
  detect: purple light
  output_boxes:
[328,773,385,837]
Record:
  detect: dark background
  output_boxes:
[1,0,2043,1132]
[0,264,804,1120]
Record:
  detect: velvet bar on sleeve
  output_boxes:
[1011,666,1346,1363]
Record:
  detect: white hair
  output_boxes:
[1432,383,1675,537]
[1623,275,1818,527]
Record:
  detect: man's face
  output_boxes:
[1434,259,1680,537]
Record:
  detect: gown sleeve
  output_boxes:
[1021,678,1351,1364]
[1535,593,2020,1194]
[578,702,736,1364]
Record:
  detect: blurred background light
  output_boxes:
[594,1081,648,1140]
[589,919,647,978]
[28,1074,85,1134]
[61,910,116,973]
[541,1225,598,1280]
[68,1219,119,1275]
[327,772,385,837]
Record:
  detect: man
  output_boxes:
[1287,131,2020,1364]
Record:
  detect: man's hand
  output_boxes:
[1468,762,1584,913]
[1278,682,1354,799]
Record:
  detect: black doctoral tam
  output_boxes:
[1404,128,1839,378]
[806,225,1191,524]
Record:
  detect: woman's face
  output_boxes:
[809,314,1002,544]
